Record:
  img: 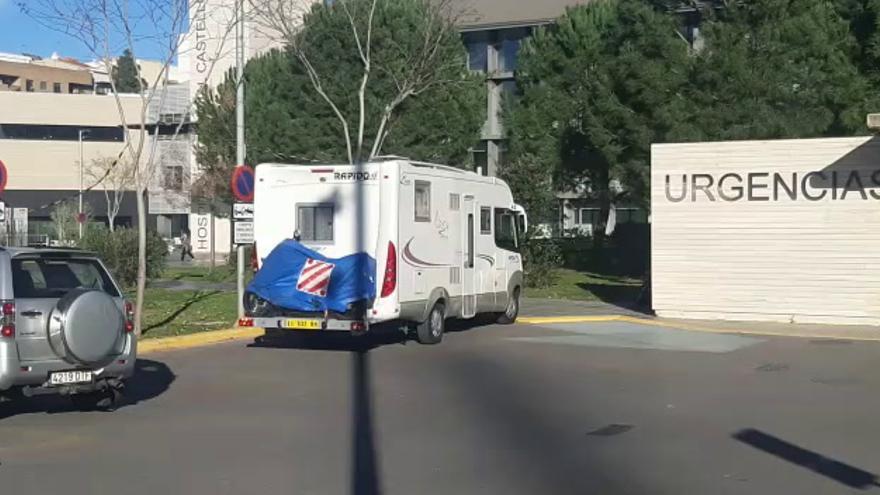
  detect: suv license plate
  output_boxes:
[49,370,93,385]
[282,319,321,330]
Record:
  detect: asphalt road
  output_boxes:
[2,317,880,494]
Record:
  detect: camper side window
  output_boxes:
[297,204,334,242]
[494,208,518,252]
[480,207,491,235]
[414,181,431,222]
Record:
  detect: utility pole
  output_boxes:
[78,129,89,239]
[235,0,246,318]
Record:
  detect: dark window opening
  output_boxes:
[0,124,124,142]
[297,204,334,242]
[25,79,34,92]
[11,258,119,298]
[494,208,518,252]
[53,82,62,93]
[414,180,431,222]
[480,207,491,235]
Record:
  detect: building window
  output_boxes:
[577,208,600,226]
[498,38,520,73]
[471,142,488,174]
[297,205,334,242]
[0,124,124,142]
[414,180,431,222]
[25,79,34,92]
[480,207,491,234]
[162,165,184,191]
[463,32,489,73]
[39,81,47,91]
[53,82,62,93]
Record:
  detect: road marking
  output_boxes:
[139,327,263,354]
[518,315,624,324]
[519,315,880,342]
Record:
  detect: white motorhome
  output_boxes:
[241,157,527,344]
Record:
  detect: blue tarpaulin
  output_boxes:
[246,240,376,313]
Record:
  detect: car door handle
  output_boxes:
[21,310,42,317]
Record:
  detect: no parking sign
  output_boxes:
[230,165,255,202]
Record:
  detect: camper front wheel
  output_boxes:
[416,303,445,345]
[496,288,520,324]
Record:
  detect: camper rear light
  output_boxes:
[250,243,259,272]
[238,317,254,327]
[350,321,366,332]
[380,241,397,298]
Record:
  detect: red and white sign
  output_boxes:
[297,258,335,297]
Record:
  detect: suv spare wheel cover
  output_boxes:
[57,289,123,365]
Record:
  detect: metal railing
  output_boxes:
[0,234,52,247]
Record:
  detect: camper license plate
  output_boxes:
[49,370,93,385]
[282,319,322,330]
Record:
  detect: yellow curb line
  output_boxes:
[519,315,880,342]
[139,327,264,354]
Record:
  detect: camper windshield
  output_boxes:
[494,208,518,252]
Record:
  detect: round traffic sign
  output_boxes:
[0,159,7,195]
[231,165,255,202]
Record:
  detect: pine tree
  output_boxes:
[505,0,690,234]
[113,49,143,93]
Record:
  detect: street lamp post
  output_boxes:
[78,129,90,239]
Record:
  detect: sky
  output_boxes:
[0,0,172,61]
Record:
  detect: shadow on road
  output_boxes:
[0,358,175,420]
[733,428,880,489]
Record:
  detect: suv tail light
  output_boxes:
[380,241,397,298]
[124,301,134,333]
[1,300,14,338]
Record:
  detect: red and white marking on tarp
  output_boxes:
[296,258,335,296]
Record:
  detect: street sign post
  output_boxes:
[231,166,255,203]
[233,220,254,245]
[232,202,254,220]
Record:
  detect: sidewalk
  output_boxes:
[521,297,880,341]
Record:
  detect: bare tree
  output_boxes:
[85,155,136,231]
[21,0,238,335]
[247,0,469,164]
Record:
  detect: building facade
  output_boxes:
[652,136,880,325]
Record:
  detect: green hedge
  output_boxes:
[79,227,168,288]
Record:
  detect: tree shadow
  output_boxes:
[733,428,880,490]
[0,358,175,420]
[576,275,651,314]
[142,290,222,334]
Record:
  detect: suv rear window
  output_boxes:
[11,258,120,298]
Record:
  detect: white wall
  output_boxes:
[651,136,880,325]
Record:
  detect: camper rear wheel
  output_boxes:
[496,288,520,325]
[416,302,445,345]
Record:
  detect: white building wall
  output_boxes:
[651,136,880,325]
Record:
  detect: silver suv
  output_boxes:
[0,247,136,409]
